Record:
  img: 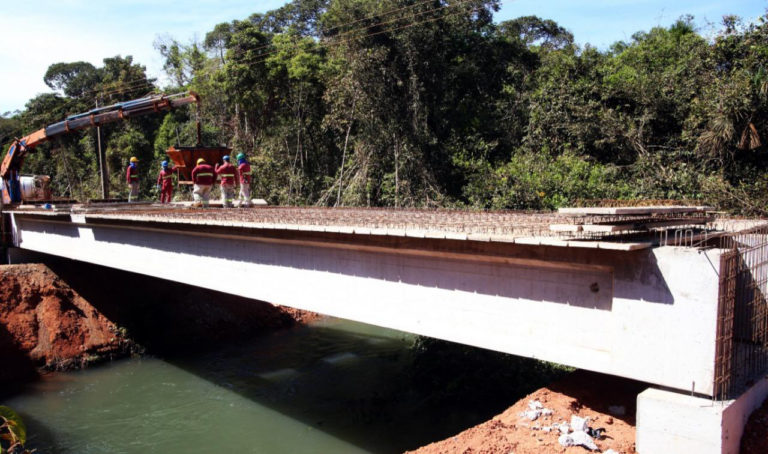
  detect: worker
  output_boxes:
[126,157,139,202]
[215,155,237,208]
[236,152,252,207]
[156,161,174,204]
[191,158,214,207]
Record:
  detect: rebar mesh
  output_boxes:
[714,224,768,400]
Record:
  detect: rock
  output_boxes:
[570,415,590,432]
[528,400,544,410]
[520,400,553,421]
[558,431,599,451]
[523,410,539,421]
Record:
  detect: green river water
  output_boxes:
[3,317,493,454]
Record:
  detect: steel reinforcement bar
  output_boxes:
[714,224,768,400]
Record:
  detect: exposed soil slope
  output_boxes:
[408,370,768,454]
[0,258,322,387]
[0,264,134,382]
[407,370,645,454]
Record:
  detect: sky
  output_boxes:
[1,0,766,115]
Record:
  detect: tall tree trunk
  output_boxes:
[394,136,400,208]
[336,96,357,207]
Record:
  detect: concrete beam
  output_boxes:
[9,212,723,395]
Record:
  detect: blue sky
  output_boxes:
[1,0,766,115]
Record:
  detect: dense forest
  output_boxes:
[1,0,767,214]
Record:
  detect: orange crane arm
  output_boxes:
[1,91,199,204]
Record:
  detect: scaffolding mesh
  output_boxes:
[714,224,768,400]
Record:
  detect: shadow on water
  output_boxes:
[8,250,567,453]
[0,323,39,399]
[161,323,565,453]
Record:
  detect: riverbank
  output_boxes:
[0,264,136,385]
[0,262,320,391]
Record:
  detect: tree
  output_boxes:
[498,15,574,50]
[204,22,235,64]
[43,61,100,98]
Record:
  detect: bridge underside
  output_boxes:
[7,210,722,396]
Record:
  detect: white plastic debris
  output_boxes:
[557,422,570,434]
[520,400,553,421]
[570,415,590,432]
[608,405,626,416]
[558,431,599,451]
[604,450,619,454]
[523,410,540,421]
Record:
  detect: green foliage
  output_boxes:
[460,150,630,210]
[6,2,768,214]
[0,405,31,454]
[43,61,99,98]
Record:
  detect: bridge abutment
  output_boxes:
[637,378,768,453]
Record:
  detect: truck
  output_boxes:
[1,91,200,205]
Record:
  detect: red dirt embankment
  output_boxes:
[0,264,135,383]
[0,262,323,387]
[408,370,642,454]
[408,370,768,454]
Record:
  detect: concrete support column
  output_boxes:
[636,378,768,453]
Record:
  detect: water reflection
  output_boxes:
[4,318,492,454]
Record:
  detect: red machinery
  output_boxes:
[1,91,200,204]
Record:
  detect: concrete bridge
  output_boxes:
[3,204,768,453]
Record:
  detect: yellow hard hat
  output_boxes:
[130,156,139,163]
[196,158,206,165]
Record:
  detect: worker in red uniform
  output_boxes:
[156,160,174,203]
[215,155,237,208]
[126,156,139,202]
[236,152,252,207]
[191,158,215,207]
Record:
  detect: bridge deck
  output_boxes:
[8,204,702,251]
[12,203,761,251]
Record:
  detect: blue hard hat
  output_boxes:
[223,155,230,161]
[162,160,168,167]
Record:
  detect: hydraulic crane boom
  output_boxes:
[1,91,199,204]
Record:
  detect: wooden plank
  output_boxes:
[559,206,712,215]
[582,217,711,233]
[561,240,652,251]
[582,224,634,233]
[595,242,653,251]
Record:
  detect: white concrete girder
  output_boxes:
[10,212,722,396]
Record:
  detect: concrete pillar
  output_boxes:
[636,378,768,453]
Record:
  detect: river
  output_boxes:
[4,317,504,454]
